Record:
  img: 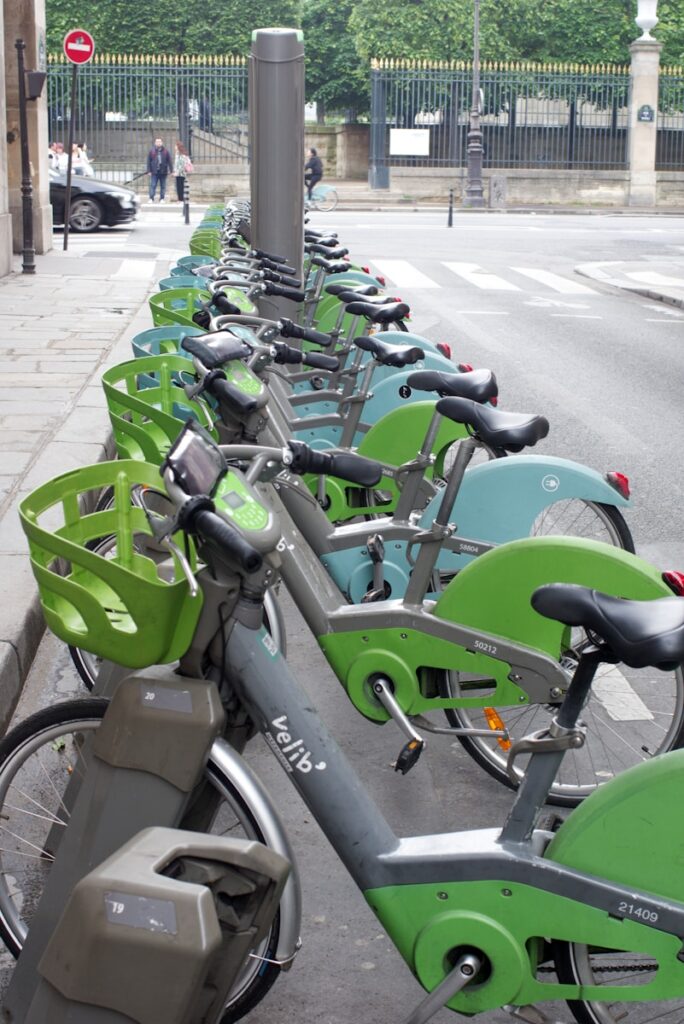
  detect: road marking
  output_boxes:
[453,310,510,315]
[510,267,595,294]
[112,260,156,281]
[525,297,591,309]
[644,319,684,323]
[370,260,440,288]
[443,262,521,290]
[549,314,602,319]
[641,303,684,317]
[593,667,654,722]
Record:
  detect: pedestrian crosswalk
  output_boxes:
[368,259,601,296]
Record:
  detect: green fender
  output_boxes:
[433,536,673,660]
[319,538,674,721]
[311,402,466,523]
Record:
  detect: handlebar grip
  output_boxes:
[272,343,303,365]
[303,352,339,372]
[288,441,383,486]
[207,375,259,416]
[261,269,303,289]
[263,282,307,303]
[193,508,263,573]
[212,292,244,316]
[278,318,334,348]
[259,257,297,276]
[252,248,286,264]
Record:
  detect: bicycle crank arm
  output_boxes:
[401,952,482,1024]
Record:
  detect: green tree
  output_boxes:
[46,0,302,54]
[303,0,368,117]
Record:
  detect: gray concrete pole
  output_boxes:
[249,28,305,321]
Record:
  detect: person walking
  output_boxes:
[146,137,173,203]
[304,147,323,201]
[173,141,193,202]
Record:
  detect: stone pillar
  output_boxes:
[628,38,662,207]
[0,1,13,274]
[4,0,52,254]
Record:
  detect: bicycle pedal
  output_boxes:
[394,738,425,775]
[361,587,386,603]
[309,375,326,391]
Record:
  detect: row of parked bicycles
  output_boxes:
[2,200,684,1022]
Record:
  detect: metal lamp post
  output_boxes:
[15,40,46,274]
[463,0,485,208]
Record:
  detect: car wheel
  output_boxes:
[69,197,103,232]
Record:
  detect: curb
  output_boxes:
[0,264,168,730]
[575,262,684,310]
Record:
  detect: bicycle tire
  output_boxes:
[553,940,676,1024]
[0,699,285,1021]
[315,189,338,213]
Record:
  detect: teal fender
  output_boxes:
[429,454,630,573]
[325,455,630,601]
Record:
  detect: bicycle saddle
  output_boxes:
[181,332,252,370]
[310,257,349,274]
[407,369,498,404]
[325,282,379,297]
[436,397,549,451]
[354,335,424,367]
[307,244,349,260]
[335,291,396,306]
[532,584,684,670]
[345,301,410,324]
[306,234,338,246]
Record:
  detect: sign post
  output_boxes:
[62,28,95,251]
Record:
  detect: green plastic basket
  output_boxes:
[189,232,221,260]
[131,325,203,360]
[148,288,211,328]
[19,461,203,668]
[102,354,218,464]
[158,275,207,291]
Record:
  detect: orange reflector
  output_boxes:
[484,707,511,751]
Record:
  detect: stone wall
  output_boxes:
[305,124,369,179]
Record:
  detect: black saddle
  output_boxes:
[436,397,548,452]
[311,257,349,274]
[354,334,424,368]
[345,301,410,324]
[532,584,684,670]
[181,331,252,370]
[335,290,396,306]
[407,369,497,405]
[325,282,379,297]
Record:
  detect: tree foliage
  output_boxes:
[303,0,368,114]
[45,0,302,54]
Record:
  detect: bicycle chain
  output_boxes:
[538,962,657,974]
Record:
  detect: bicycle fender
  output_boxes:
[426,454,631,575]
[434,536,673,662]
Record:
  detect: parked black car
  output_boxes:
[49,171,140,232]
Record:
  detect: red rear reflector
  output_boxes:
[490,396,498,406]
[436,342,452,360]
[376,275,386,286]
[663,571,684,596]
[458,362,473,373]
[606,471,630,499]
[361,265,370,273]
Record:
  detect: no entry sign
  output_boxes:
[63,28,95,64]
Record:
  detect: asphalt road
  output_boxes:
[4,209,683,1023]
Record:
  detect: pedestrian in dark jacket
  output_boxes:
[304,147,323,200]
[146,138,173,203]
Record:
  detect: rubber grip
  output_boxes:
[288,441,382,486]
[194,509,263,573]
[278,319,334,348]
[264,282,306,303]
[261,269,303,289]
[208,375,259,415]
[212,292,243,316]
[259,257,297,276]
[272,343,303,365]
[252,248,286,263]
[303,352,339,371]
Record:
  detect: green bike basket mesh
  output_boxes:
[19,460,203,668]
[189,232,221,260]
[158,275,207,291]
[102,354,218,465]
[148,287,211,328]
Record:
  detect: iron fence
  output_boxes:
[658,68,684,170]
[47,53,249,183]
[370,59,631,175]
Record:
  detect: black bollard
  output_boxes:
[183,175,190,225]
[447,187,454,228]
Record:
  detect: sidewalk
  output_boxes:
[0,246,170,728]
[577,259,684,308]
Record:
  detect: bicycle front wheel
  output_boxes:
[316,189,338,213]
[443,660,684,806]
[0,699,286,1021]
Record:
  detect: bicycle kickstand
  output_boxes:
[401,952,482,1024]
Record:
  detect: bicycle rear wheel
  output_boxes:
[554,941,681,1024]
[0,699,286,1021]
[315,189,338,213]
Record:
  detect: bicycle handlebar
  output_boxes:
[193,507,263,573]
[278,318,334,348]
[263,282,306,304]
[287,440,383,487]
[206,374,259,416]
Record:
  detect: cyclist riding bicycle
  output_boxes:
[304,147,323,201]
